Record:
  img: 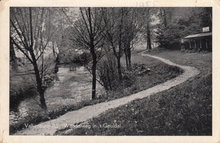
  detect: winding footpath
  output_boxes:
[14,53,200,135]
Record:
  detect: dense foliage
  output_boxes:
[156,7,212,49]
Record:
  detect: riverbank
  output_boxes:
[56,50,211,135]
[10,51,183,134]
[14,51,191,135]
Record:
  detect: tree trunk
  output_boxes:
[91,53,97,99]
[52,42,56,57]
[87,7,97,100]
[146,22,152,50]
[32,60,47,109]
[107,67,112,90]
[145,8,152,50]
[117,8,123,81]
[125,50,129,70]
[39,90,47,109]
[127,44,131,69]
[161,8,167,27]
[117,56,122,81]
[10,40,18,70]
[29,46,47,109]
[125,48,131,70]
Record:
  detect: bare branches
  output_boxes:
[29,8,34,49]
[10,37,33,63]
[84,65,104,87]
[10,7,59,108]
[80,8,91,37]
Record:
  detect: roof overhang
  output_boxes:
[184,32,212,39]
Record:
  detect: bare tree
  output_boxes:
[122,8,140,70]
[146,9,152,50]
[134,8,157,50]
[103,8,127,80]
[69,8,105,99]
[104,8,145,72]
[10,38,18,70]
[10,7,56,109]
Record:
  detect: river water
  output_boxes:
[10,66,104,126]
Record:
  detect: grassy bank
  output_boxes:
[10,52,182,134]
[55,50,212,135]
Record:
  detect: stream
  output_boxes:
[10,65,104,126]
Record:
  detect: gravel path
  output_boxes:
[14,53,200,135]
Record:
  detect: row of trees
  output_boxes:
[10,7,212,109]
[66,8,155,99]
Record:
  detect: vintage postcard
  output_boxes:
[0,0,220,143]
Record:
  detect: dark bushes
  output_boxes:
[97,55,152,91]
[10,72,57,112]
[71,52,91,66]
[59,51,91,66]
[10,76,37,112]
[97,54,120,91]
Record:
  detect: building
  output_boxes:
[181,27,212,51]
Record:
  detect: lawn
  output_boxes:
[55,49,212,135]
[10,50,182,134]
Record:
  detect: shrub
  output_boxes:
[71,52,91,66]
[97,56,145,91]
[97,54,119,91]
[10,75,37,112]
[42,74,57,90]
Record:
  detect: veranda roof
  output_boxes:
[184,32,212,39]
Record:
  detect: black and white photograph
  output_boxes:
[8,7,213,136]
[6,6,214,137]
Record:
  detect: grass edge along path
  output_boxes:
[14,52,200,135]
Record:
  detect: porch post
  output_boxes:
[206,39,208,50]
[194,39,197,50]
[199,39,202,51]
[189,40,191,49]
